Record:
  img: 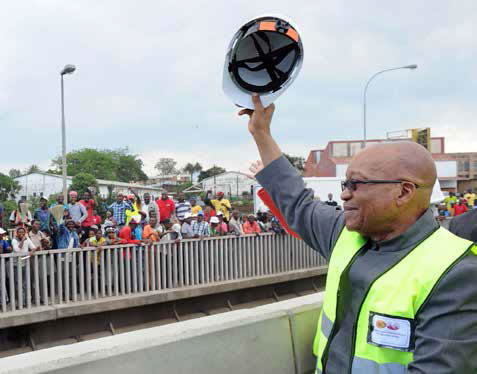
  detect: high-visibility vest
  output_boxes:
[314,226,475,374]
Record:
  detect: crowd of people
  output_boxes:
[0,188,287,305]
[0,188,286,256]
[435,189,476,218]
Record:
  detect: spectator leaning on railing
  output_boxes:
[191,211,210,238]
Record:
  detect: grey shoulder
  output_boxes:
[427,251,477,306]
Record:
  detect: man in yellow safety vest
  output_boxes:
[240,94,477,373]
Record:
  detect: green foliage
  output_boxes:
[283,153,305,172]
[51,148,148,182]
[198,165,226,182]
[1,200,18,227]
[182,162,203,182]
[24,164,41,174]
[155,158,178,176]
[70,173,99,196]
[0,173,20,200]
[8,169,21,178]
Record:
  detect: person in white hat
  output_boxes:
[181,212,194,238]
[209,216,221,237]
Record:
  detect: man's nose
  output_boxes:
[340,188,352,201]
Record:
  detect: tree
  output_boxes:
[198,165,226,182]
[69,173,99,196]
[8,169,21,178]
[24,164,41,174]
[0,173,21,200]
[51,148,148,182]
[283,153,305,172]
[182,162,203,182]
[155,158,178,176]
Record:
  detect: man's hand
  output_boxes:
[247,160,265,180]
[238,94,282,167]
[238,94,275,137]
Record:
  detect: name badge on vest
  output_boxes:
[367,312,415,352]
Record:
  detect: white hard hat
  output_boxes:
[223,15,304,109]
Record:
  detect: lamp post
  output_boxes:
[60,64,76,204]
[363,64,417,146]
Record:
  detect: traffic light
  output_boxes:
[411,128,431,151]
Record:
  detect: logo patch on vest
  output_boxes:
[367,312,415,352]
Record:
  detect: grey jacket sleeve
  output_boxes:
[408,252,477,373]
[256,156,345,260]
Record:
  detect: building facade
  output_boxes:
[199,172,255,197]
[14,172,164,199]
[303,137,461,191]
[448,152,477,192]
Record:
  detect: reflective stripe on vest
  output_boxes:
[314,226,474,373]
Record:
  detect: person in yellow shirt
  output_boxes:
[190,197,203,215]
[210,191,232,221]
[443,191,457,211]
[463,189,475,208]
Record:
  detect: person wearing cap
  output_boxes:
[241,95,477,373]
[0,228,10,253]
[67,191,88,228]
[191,211,210,238]
[181,212,194,239]
[209,216,221,237]
[34,196,53,235]
[242,214,261,234]
[156,192,175,223]
[210,192,232,221]
[105,226,126,245]
[118,218,141,245]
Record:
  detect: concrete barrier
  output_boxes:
[0,293,324,374]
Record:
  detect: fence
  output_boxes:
[0,233,326,314]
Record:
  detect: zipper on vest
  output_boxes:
[321,243,368,373]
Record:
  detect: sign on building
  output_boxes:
[411,128,431,151]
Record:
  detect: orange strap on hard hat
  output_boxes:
[258,21,299,42]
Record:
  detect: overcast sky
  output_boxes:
[1,1,476,177]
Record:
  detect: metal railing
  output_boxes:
[0,233,326,314]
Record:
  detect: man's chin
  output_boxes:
[344,218,359,232]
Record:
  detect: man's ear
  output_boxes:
[395,182,417,207]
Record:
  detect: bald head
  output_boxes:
[353,142,436,185]
[342,142,437,241]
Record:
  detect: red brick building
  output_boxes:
[303,137,460,191]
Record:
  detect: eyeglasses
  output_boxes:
[341,179,420,192]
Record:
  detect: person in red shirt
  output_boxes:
[156,192,175,223]
[118,218,141,260]
[92,210,102,226]
[118,219,141,245]
[203,201,216,222]
[242,214,261,234]
[80,190,96,239]
[453,199,468,216]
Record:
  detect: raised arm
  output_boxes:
[240,95,344,259]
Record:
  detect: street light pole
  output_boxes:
[60,64,76,204]
[363,64,417,146]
